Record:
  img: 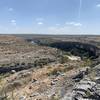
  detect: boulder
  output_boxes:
[30,93,39,97]
[19,96,26,100]
[0,96,7,100]
[11,70,16,74]
[32,79,37,83]
[51,81,55,86]
[95,78,100,84]
[72,71,84,82]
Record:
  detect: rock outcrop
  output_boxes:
[62,64,100,100]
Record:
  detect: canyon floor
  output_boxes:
[0,35,100,100]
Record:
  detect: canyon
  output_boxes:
[0,35,100,100]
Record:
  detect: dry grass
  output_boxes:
[47,64,74,76]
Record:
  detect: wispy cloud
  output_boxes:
[8,7,14,11]
[11,19,16,26]
[36,18,44,25]
[37,22,43,25]
[96,4,100,7]
[73,23,82,26]
[65,22,73,25]
[65,22,82,26]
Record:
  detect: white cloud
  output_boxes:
[74,23,82,26]
[65,22,73,25]
[65,22,82,26]
[11,19,16,26]
[8,8,14,11]
[36,18,44,25]
[96,4,100,7]
[37,22,43,25]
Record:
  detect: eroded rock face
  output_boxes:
[72,79,98,100]
[62,64,100,100]
[72,71,85,82]
[49,42,100,59]
[29,36,100,59]
[0,57,56,74]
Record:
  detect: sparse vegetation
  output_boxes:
[47,64,74,76]
[0,35,99,99]
[81,58,92,67]
[51,95,60,100]
[60,55,69,64]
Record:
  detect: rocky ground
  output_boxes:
[0,35,100,100]
[0,35,58,65]
[0,62,88,100]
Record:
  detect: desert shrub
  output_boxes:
[88,71,96,81]
[51,94,60,100]
[63,51,72,56]
[22,76,32,84]
[5,80,22,92]
[85,89,92,97]
[21,62,26,66]
[50,69,58,76]
[81,58,92,67]
[60,55,69,64]
[47,64,74,76]
[14,62,20,67]
[47,66,52,69]
[0,87,8,100]
[47,67,64,76]
[0,73,10,81]
[34,58,49,67]
[1,64,6,67]
[63,66,74,72]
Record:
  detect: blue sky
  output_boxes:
[0,0,100,34]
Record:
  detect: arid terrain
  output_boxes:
[0,35,100,100]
